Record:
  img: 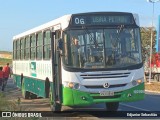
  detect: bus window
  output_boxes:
[24,36,30,60]
[13,40,17,60]
[30,34,36,60]
[36,32,43,60]
[16,40,20,60]
[63,33,69,64]
[20,38,25,60]
[43,30,51,60]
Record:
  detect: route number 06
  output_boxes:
[75,18,85,24]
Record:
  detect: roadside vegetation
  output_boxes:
[0,51,12,66]
[0,51,12,54]
[0,93,39,120]
[0,92,18,111]
[0,58,12,66]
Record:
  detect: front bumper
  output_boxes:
[62,83,145,106]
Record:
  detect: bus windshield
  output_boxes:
[62,27,142,69]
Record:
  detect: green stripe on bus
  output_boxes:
[62,83,144,106]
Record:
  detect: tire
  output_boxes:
[50,103,61,112]
[106,102,119,111]
[45,78,50,98]
[154,74,159,82]
[158,75,160,82]
[22,80,30,99]
[30,93,38,99]
[49,87,61,112]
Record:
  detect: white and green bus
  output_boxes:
[13,12,144,111]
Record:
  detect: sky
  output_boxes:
[0,0,160,51]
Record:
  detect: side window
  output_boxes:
[43,30,51,60]
[20,38,24,60]
[63,33,70,64]
[36,32,43,60]
[30,34,36,60]
[16,40,20,59]
[24,36,30,60]
[13,40,17,60]
[55,30,61,39]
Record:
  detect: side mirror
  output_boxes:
[57,38,63,50]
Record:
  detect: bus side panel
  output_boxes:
[24,77,46,98]
[13,74,46,98]
[37,79,46,97]
[13,74,22,88]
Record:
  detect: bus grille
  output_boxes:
[84,83,127,89]
[80,72,130,79]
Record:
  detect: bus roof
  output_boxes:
[13,14,72,40]
[13,12,138,40]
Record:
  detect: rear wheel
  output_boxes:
[30,93,38,99]
[22,80,30,99]
[106,102,119,111]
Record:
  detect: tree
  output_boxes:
[140,27,157,62]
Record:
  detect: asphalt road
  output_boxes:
[2,78,160,119]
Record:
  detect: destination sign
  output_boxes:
[71,14,134,26]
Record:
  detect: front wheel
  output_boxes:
[106,102,119,111]
[49,87,61,112]
[50,102,61,112]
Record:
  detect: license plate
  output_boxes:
[99,91,114,96]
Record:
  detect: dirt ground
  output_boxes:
[2,78,51,111]
[1,79,98,119]
[145,82,160,92]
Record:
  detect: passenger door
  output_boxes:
[51,30,62,104]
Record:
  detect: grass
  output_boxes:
[0,51,12,54]
[0,92,18,111]
[0,58,12,66]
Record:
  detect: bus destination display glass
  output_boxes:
[71,14,134,26]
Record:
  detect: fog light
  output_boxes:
[128,93,132,97]
[81,96,86,100]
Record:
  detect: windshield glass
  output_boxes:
[62,28,142,69]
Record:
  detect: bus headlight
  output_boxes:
[137,79,142,84]
[74,83,80,89]
[132,80,137,86]
[68,82,74,88]
[132,79,142,86]
[64,82,80,89]
[68,82,80,89]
